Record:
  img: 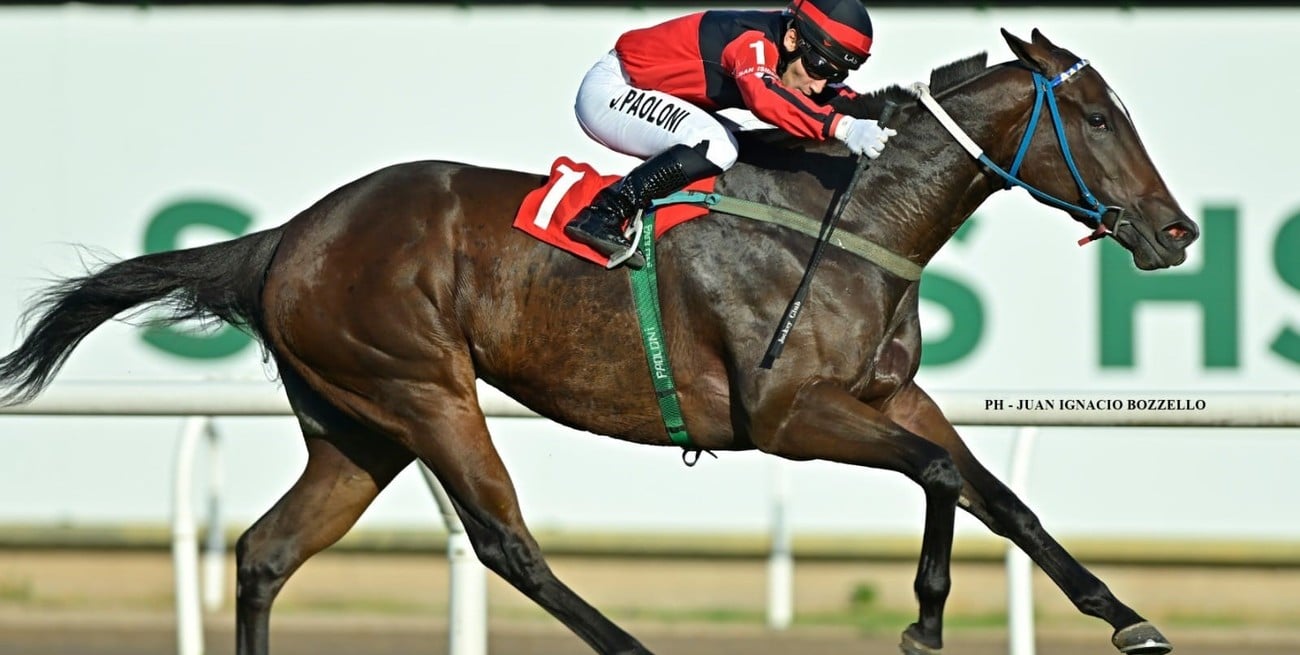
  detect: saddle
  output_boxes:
[512,157,717,267]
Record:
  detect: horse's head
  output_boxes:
[1001,28,1198,270]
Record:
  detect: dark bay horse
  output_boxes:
[0,29,1196,655]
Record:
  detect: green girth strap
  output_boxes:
[624,189,924,453]
[628,209,692,449]
[657,191,924,281]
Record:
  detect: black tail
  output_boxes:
[0,227,284,406]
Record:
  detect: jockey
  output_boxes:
[566,0,896,268]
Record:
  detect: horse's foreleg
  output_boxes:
[884,383,1170,655]
[752,380,962,654]
[388,387,652,655]
[234,430,412,655]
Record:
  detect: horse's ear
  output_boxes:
[1029,28,1057,50]
[1001,27,1051,74]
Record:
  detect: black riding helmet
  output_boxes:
[786,0,874,82]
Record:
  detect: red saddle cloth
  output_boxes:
[513,157,717,267]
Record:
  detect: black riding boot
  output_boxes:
[565,141,722,269]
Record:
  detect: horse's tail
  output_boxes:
[0,227,285,406]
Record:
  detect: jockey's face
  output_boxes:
[780,28,829,96]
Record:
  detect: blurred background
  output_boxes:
[0,1,1297,654]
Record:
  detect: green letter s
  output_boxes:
[1270,207,1300,365]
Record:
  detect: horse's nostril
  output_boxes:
[1162,219,1198,244]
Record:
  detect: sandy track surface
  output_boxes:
[2,549,1297,654]
[3,614,1300,655]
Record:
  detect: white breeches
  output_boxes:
[574,51,740,170]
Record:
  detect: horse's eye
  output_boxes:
[1087,113,1108,130]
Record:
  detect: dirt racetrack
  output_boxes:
[1,549,1297,654]
[4,612,1300,655]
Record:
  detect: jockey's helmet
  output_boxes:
[787,0,873,81]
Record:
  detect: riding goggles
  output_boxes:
[796,37,862,83]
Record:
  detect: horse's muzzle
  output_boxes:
[1109,205,1199,271]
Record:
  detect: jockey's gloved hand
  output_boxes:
[836,116,898,159]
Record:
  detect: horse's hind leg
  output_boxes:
[885,384,1169,655]
[399,392,651,654]
[315,363,650,655]
[235,376,414,655]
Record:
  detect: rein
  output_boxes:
[911,60,1125,246]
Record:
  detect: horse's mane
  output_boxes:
[927,52,992,96]
[734,52,990,158]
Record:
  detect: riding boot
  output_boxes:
[565,141,723,269]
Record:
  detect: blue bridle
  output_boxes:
[913,59,1122,244]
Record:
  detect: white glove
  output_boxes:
[835,116,897,159]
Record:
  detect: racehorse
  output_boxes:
[0,29,1196,655]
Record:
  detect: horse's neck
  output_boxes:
[844,66,1032,266]
[717,67,1032,269]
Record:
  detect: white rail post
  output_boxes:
[418,463,488,655]
[172,416,209,655]
[202,420,225,612]
[766,458,793,630]
[1007,426,1039,655]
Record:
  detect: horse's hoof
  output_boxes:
[898,624,942,655]
[1112,621,1172,654]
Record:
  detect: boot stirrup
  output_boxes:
[605,210,645,270]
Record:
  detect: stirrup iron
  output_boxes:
[605,209,645,270]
